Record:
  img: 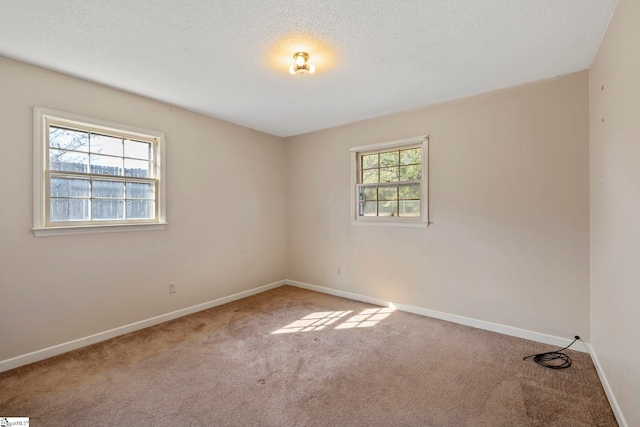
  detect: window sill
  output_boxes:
[351,220,428,228]
[33,222,168,237]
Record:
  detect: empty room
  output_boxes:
[0,0,637,426]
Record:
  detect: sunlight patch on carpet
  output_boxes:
[334,307,395,329]
[272,310,352,334]
[272,307,395,334]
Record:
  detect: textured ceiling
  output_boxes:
[0,1,617,137]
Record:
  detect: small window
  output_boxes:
[33,107,166,236]
[351,136,428,226]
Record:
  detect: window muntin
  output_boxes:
[351,136,428,225]
[34,107,166,235]
[358,146,422,218]
[46,125,156,224]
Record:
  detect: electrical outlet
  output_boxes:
[169,282,176,294]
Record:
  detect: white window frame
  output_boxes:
[350,135,429,227]
[33,107,167,237]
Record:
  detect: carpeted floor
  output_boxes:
[0,286,616,426]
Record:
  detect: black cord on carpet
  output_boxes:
[522,336,580,369]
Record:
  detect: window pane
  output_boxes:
[91,133,123,156]
[400,164,421,181]
[363,201,377,216]
[399,183,420,199]
[126,182,154,199]
[361,154,378,169]
[51,177,90,198]
[92,199,124,220]
[378,186,398,201]
[399,200,420,217]
[49,126,88,152]
[379,167,399,182]
[92,180,124,198]
[400,148,421,165]
[126,200,154,219]
[362,169,379,184]
[125,158,151,178]
[380,151,399,167]
[378,201,397,216]
[50,198,89,222]
[50,150,89,173]
[362,187,377,201]
[125,140,151,160]
[90,154,123,176]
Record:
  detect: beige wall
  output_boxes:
[0,56,287,361]
[286,72,590,340]
[590,0,639,424]
[2,26,634,422]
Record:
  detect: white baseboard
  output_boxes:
[588,344,628,427]
[290,278,628,421]
[1,278,593,373]
[5,277,624,424]
[288,279,392,308]
[0,280,285,373]
[285,279,589,353]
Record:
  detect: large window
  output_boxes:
[33,107,166,236]
[351,136,428,226]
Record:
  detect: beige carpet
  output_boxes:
[0,286,616,426]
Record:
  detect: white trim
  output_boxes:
[350,220,428,227]
[0,280,285,373]
[588,344,629,427]
[1,276,599,382]
[33,107,47,231]
[350,135,428,152]
[350,136,429,224]
[285,279,589,353]
[350,150,357,220]
[288,279,392,307]
[3,276,622,425]
[35,107,165,140]
[33,222,168,237]
[32,107,167,236]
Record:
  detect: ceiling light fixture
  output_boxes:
[289,52,315,75]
